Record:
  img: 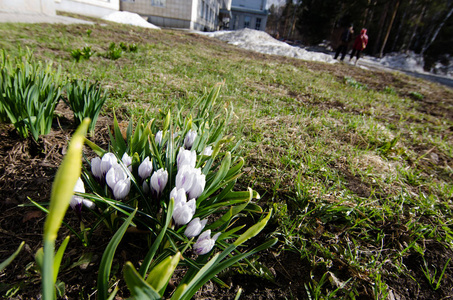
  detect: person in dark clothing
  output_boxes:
[334,24,354,61]
[350,28,369,64]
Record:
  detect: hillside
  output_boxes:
[1,16,453,299]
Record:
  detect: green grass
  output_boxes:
[1,15,453,299]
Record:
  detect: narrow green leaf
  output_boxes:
[98,210,137,300]
[44,118,90,242]
[124,262,161,300]
[234,209,272,246]
[42,118,90,300]
[0,241,25,272]
[53,236,70,283]
[139,198,174,276]
[146,252,180,294]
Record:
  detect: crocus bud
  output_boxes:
[155,130,163,146]
[138,157,153,180]
[106,164,131,200]
[173,199,196,226]
[176,166,205,199]
[202,146,213,156]
[175,165,195,191]
[142,180,150,194]
[187,171,205,199]
[150,168,168,196]
[91,157,103,179]
[177,148,196,169]
[101,152,118,175]
[184,218,207,238]
[184,129,197,149]
[122,153,132,172]
[70,177,95,210]
[170,187,187,207]
[113,178,131,200]
[193,230,221,255]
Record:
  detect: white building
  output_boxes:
[229,0,267,31]
[120,0,232,31]
[0,0,120,18]
[55,0,120,18]
[0,0,56,15]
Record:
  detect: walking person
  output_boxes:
[350,28,369,64]
[334,24,354,61]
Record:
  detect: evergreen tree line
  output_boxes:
[266,0,453,68]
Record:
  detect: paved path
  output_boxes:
[358,58,453,89]
[0,11,93,24]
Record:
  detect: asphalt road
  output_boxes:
[356,58,453,89]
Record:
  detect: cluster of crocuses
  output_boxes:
[72,129,218,255]
[170,129,218,255]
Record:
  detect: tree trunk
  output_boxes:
[405,3,426,52]
[391,0,412,52]
[372,0,390,55]
[420,4,453,54]
[378,0,400,57]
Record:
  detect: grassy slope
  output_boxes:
[1,17,453,298]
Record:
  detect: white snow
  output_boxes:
[198,28,452,79]
[202,28,337,64]
[102,11,160,29]
[98,13,452,79]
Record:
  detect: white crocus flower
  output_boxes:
[138,157,153,180]
[193,230,221,255]
[113,179,131,200]
[155,130,163,146]
[91,157,103,180]
[184,218,207,238]
[170,187,187,207]
[106,164,131,200]
[100,152,118,175]
[70,177,95,210]
[150,168,168,196]
[175,165,196,192]
[177,148,196,169]
[184,129,197,149]
[202,146,213,156]
[122,152,132,172]
[173,199,196,226]
[188,171,206,199]
[176,165,206,199]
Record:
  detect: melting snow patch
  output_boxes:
[374,52,425,73]
[102,11,160,29]
[202,28,337,64]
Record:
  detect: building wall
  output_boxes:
[230,0,267,31]
[55,0,119,18]
[0,0,56,15]
[230,11,266,30]
[121,0,223,31]
[231,0,265,10]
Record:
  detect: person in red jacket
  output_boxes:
[350,28,368,64]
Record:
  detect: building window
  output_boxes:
[201,1,205,18]
[244,16,251,28]
[151,0,165,7]
[255,18,261,30]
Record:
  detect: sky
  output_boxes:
[266,0,286,9]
